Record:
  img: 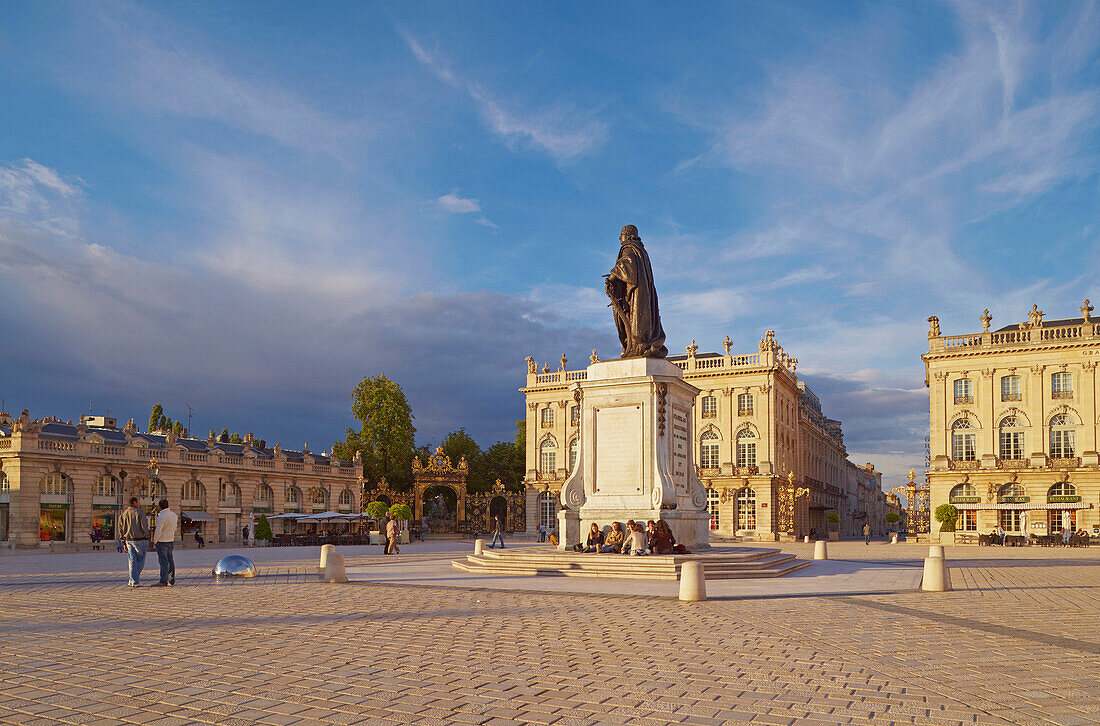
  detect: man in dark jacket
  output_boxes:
[117,496,150,587]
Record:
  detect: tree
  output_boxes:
[388,503,413,521]
[482,439,524,491]
[172,420,184,437]
[208,428,216,440]
[513,419,525,451]
[333,374,416,488]
[148,404,163,433]
[164,417,173,433]
[934,504,959,532]
[229,432,242,444]
[826,512,840,525]
[885,512,900,524]
[365,501,389,519]
[254,515,272,541]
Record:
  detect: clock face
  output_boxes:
[432,455,447,469]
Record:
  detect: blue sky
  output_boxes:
[1,1,1098,489]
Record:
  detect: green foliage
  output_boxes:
[173,421,184,437]
[365,501,389,519]
[164,417,173,432]
[254,514,272,541]
[481,440,524,491]
[513,419,525,452]
[885,512,900,523]
[208,429,216,440]
[934,503,959,532]
[148,404,163,434]
[333,374,417,488]
[229,432,242,444]
[826,512,840,525]
[221,427,230,439]
[388,503,413,521]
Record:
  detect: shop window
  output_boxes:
[1049,509,1076,535]
[999,509,1021,532]
[736,488,757,530]
[958,510,977,531]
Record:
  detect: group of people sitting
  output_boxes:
[574,519,687,555]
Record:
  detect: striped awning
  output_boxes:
[954,502,1094,511]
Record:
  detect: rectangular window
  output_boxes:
[958,510,977,531]
[540,450,556,473]
[1000,375,1021,401]
[1048,510,1076,535]
[540,408,554,428]
[999,509,1021,532]
[999,430,1024,460]
[570,406,580,426]
[736,442,756,468]
[953,378,973,404]
[952,432,976,461]
[738,393,754,416]
[1050,429,1076,458]
[700,443,719,469]
[701,396,717,418]
[1052,372,1073,399]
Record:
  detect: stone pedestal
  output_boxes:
[557,358,710,550]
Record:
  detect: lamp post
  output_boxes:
[146,459,159,513]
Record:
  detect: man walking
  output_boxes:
[489,515,505,549]
[862,522,871,545]
[379,514,390,554]
[385,515,400,555]
[118,496,150,587]
[152,499,178,587]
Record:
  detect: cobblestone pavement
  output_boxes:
[0,543,1097,726]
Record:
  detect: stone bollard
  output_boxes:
[813,540,828,560]
[319,543,335,570]
[921,555,951,592]
[928,544,945,559]
[474,539,485,556]
[803,536,810,543]
[678,562,707,602]
[324,553,347,583]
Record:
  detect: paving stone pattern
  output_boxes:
[0,543,1097,726]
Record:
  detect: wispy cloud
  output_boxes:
[400,29,607,161]
[436,192,481,214]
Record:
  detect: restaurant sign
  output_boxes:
[40,502,70,510]
[998,496,1030,504]
[950,496,982,504]
[1048,495,1082,503]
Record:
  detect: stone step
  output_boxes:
[451,557,810,580]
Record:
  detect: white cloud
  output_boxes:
[400,29,607,161]
[436,192,481,214]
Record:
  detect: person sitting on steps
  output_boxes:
[627,522,648,556]
[582,523,604,553]
[601,522,624,553]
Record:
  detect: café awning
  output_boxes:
[181,510,214,522]
[954,502,1093,511]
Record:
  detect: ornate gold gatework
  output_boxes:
[466,479,526,534]
[889,470,930,534]
[412,447,467,533]
[362,476,414,510]
[776,472,809,534]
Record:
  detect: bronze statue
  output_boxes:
[605,225,668,358]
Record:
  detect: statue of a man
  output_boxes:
[605,225,668,358]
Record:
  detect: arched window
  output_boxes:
[339,489,353,506]
[568,439,578,472]
[736,429,757,468]
[706,488,719,530]
[539,439,556,474]
[950,482,978,500]
[93,475,118,498]
[181,480,205,504]
[255,484,274,506]
[40,473,70,496]
[998,417,1025,461]
[312,489,327,506]
[700,431,720,469]
[538,491,557,531]
[0,471,7,492]
[1048,480,1077,499]
[701,396,717,418]
[736,488,756,530]
[951,419,976,461]
[219,481,240,505]
[954,378,973,404]
[999,482,1025,499]
[1049,414,1076,458]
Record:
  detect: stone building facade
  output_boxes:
[521,333,898,540]
[0,411,359,549]
[924,304,1100,541]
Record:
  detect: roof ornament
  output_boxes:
[722,335,733,355]
[590,349,600,364]
[686,339,698,357]
[927,316,940,337]
[1027,304,1044,328]
[1081,299,1093,323]
[980,309,991,332]
[559,353,568,371]
[525,356,536,374]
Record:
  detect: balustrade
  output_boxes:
[38,440,74,452]
[1048,457,1080,469]
[948,459,980,470]
[92,444,124,456]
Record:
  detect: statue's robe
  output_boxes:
[608,241,668,358]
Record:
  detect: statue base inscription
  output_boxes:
[557,357,710,550]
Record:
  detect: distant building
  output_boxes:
[923,304,1099,541]
[521,332,899,540]
[0,411,358,548]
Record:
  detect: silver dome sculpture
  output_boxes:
[212,554,257,578]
